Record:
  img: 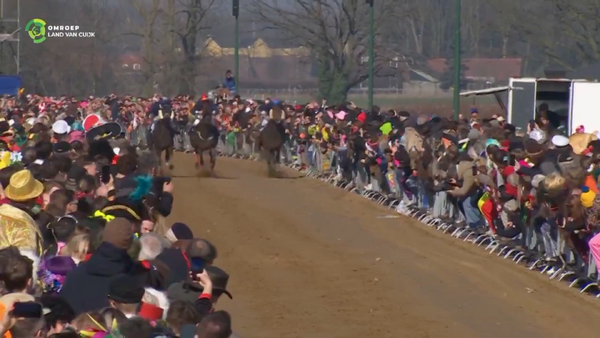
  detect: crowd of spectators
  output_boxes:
[0,95,236,337]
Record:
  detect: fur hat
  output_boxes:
[103,217,134,250]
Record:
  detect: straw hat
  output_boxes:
[569,133,597,155]
[4,169,44,202]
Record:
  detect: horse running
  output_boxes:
[189,112,220,172]
[257,106,286,176]
[149,115,175,175]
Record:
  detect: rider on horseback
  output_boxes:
[257,99,282,132]
[174,105,192,152]
[190,94,215,133]
[149,96,174,131]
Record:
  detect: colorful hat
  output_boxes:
[38,256,76,294]
[82,114,105,132]
[581,186,596,208]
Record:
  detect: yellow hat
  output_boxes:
[4,169,44,202]
[581,187,596,208]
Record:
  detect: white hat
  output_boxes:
[25,117,35,126]
[529,129,546,143]
[551,135,569,147]
[52,120,71,135]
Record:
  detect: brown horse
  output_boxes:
[149,117,174,175]
[257,107,286,176]
[189,114,219,171]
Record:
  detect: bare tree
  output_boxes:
[126,0,165,95]
[173,0,220,94]
[543,0,600,68]
[16,0,600,96]
[249,0,395,103]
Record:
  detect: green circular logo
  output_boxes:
[25,19,46,44]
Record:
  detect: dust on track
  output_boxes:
[169,154,600,338]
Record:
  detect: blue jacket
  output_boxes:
[224,77,236,93]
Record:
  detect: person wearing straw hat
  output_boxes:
[3,169,44,208]
[0,169,44,258]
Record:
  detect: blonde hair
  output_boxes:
[543,172,566,191]
[153,213,168,237]
[60,234,90,261]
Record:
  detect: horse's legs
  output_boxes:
[155,148,163,176]
[265,148,273,173]
[273,148,281,171]
[199,150,205,167]
[209,148,216,171]
[166,147,174,170]
[194,150,200,169]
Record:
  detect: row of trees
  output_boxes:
[3,0,600,101]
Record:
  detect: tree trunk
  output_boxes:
[317,59,350,104]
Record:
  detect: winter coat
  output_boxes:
[449,159,476,198]
[60,241,134,314]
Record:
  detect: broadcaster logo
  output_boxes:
[25,18,95,43]
[25,18,46,44]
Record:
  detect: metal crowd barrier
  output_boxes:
[211,132,600,297]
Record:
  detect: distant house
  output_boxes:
[427,58,523,87]
[401,68,440,95]
[355,53,441,95]
[201,37,316,89]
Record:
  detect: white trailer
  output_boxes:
[460,77,600,135]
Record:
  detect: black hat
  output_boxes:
[54,141,72,154]
[88,138,115,163]
[86,122,121,143]
[108,274,145,304]
[205,266,231,299]
[65,165,86,191]
[67,164,86,181]
[169,223,194,241]
[167,266,232,302]
[0,121,10,134]
[102,201,143,224]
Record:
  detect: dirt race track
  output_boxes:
[169,154,600,338]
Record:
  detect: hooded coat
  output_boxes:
[155,247,190,287]
[60,241,134,314]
